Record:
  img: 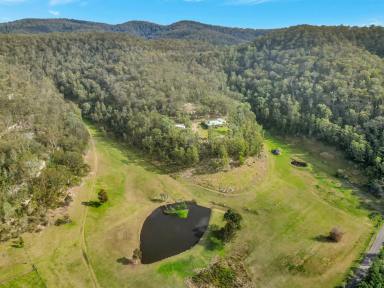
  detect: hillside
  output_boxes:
[224,25,384,192]
[0,60,89,240]
[0,24,384,287]
[0,33,263,241]
[0,18,271,45]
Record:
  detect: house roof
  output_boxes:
[206,118,226,126]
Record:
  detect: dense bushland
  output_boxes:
[0,61,89,240]
[0,33,263,169]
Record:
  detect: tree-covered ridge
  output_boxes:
[0,61,89,240]
[244,25,384,57]
[0,19,271,45]
[225,26,384,186]
[0,33,263,169]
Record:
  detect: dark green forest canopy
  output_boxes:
[224,25,384,187]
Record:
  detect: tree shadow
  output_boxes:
[11,239,24,248]
[93,130,171,175]
[312,235,332,243]
[11,243,23,248]
[81,201,101,208]
[116,257,133,265]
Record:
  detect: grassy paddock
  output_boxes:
[0,127,374,288]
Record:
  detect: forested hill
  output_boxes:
[225,25,384,192]
[244,25,384,57]
[0,33,264,241]
[0,18,271,45]
[0,60,89,240]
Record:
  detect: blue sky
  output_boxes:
[0,0,383,28]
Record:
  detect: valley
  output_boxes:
[0,13,383,287]
[0,124,373,287]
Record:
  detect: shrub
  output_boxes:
[12,237,24,248]
[329,227,343,242]
[191,261,236,288]
[210,209,243,244]
[163,202,189,218]
[98,189,108,203]
[206,225,225,250]
[223,209,242,230]
[54,215,72,226]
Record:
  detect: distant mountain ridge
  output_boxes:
[0,18,272,45]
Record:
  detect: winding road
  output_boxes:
[347,224,384,287]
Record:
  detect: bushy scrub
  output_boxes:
[191,261,236,288]
[163,202,189,219]
[0,63,89,241]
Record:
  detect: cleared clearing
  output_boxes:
[0,126,374,288]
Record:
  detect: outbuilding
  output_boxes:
[271,149,281,155]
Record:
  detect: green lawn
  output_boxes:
[0,126,374,288]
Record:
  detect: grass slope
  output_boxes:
[0,126,373,288]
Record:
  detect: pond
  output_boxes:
[140,202,211,264]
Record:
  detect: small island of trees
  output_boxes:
[163,202,189,219]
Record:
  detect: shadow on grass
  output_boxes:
[81,201,101,208]
[11,243,23,248]
[116,257,133,265]
[312,235,333,243]
[88,124,173,175]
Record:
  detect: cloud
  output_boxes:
[49,0,75,6]
[49,10,60,16]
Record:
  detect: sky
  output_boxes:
[0,0,383,28]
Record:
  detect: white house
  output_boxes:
[204,118,226,128]
[175,124,186,129]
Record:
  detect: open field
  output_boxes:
[0,126,374,288]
